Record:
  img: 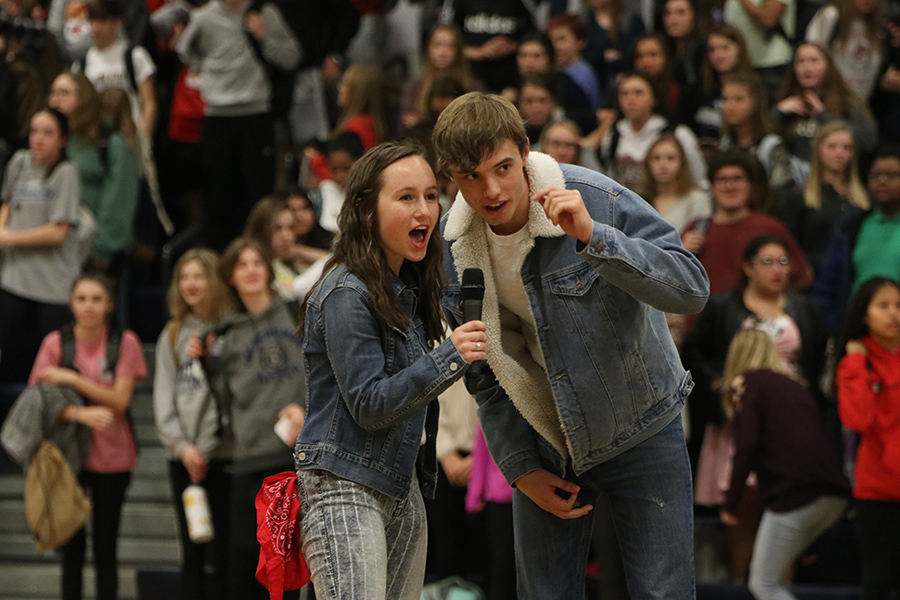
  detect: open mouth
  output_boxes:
[485,201,505,214]
[409,225,429,247]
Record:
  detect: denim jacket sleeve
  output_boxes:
[574,185,710,314]
[321,286,467,431]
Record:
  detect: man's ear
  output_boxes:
[522,145,530,164]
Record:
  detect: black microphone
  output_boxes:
[461,268,485,374]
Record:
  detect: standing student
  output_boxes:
[719,330,850,600]
[30,272,148,600]
[196,237,306,600]
[0,108,82,384]
[153,249,233,600]
[836,277,900,600]
[433,92,709,599]
[294,140,485,599]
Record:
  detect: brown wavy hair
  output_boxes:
[640,133,699,199]
[719,72,774,147]
[302,140,445,345]
[166,248,233,323]
[219,237,276,311]
[335,63,392,145]
[701,24,754,96]
[61,72,103,145]
[414,25,477,122]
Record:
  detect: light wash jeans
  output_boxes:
[296,469,428,600]
[514,416,695,600]
[748,495,849,600]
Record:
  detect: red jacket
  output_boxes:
[837,337,900,501]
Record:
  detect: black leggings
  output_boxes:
[168,459,232,600]
[0,289,70,383]
[61,470,131,600]
[856,498,900,600]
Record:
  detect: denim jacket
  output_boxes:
[441,152,710,484]
[294,262,468,499]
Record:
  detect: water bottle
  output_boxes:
[182,484,214,543]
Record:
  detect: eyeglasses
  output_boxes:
[713,175,749,185]
[869,170,900,181]
[752,256,791,267]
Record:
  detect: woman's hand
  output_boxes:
[777,95,807,116]
[845,340,868,356]
[76,406,115,430]
[803,90,824,116]
[441,451,473,487]
[38,366,78,386]
[279,403,306,442]
[181,445,208,484]
[451,320,487,364]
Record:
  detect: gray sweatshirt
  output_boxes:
[153,314,233,461]
[205,297,306,473]
[176,0,301,116]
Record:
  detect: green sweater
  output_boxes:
[66,133,139,260]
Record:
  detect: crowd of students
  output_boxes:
[1,0,900,598]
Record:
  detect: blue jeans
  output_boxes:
[514,416,695,600]
[748,496,848,600]
[296,469,428,600]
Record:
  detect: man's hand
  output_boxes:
[515,469,593,519]
[533,187,594,245]
[441,451,473,487]
[181,444,208,484]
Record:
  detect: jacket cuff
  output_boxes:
[576,221,614,260]
[431,337,469,382]
[498,450,544,487]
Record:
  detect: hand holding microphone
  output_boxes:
[453,268,487,368]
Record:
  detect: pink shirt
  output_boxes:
[29,330,148,473]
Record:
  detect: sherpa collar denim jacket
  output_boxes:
[294,262,468,499]
[441,152,710,485]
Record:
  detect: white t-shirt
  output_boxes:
[724,0,795,68]
[485,223,546,369]
[79,40,156,129]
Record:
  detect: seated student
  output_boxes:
[660,0,704,89]
[717,72,796,190]
[518,74,564,148]
[641,134,712,235]
[595,71,707,193]
[812,146,900,333]
[682,150,812,294]
[334,63,392,151]
[506,31,597,135]
[547,14,602,110]
[631,33,681,119]
[772,43,877,172]
[583,0,645,91]
[537,119,603,172]
[244,196,301,305]
[316,132,365,234]
[778,121,869,275]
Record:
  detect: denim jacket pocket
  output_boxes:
[547,263,601,296]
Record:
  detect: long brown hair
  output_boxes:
[832,0,883,48]
[303,140,445,345]
[99,87,138,149]
[640,134,698,199]
[777,43,873,120]
[719,72,774,147]
[335,63,392,144]
[700,24,754,96]
[244,196,291,258]
[804,120,869,211]
[414,25,476,121]
[218,237,276,311]
[166,248,233,323]
[63,72,103,145]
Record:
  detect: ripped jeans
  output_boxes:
[514,416,695,600]
[296,469,428,600]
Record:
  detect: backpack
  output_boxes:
[24,440,92,552]
[74,45,139,94]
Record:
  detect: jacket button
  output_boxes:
[595,240,604,253]
[297,452,307,461]
[450,362,459,371]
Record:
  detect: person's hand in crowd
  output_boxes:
[845,340,868,356]
[515,469,593,519]
[451,321,487,364]
[681,230,706,255]
[881,66,900,93]
[441,451,473,487]
[0,225,11,248]
[244,11,265,39]
[181,444,208,484]
[777,95,807,116]
[279,403,306,442]
[486,35,516,58]
[76,406,115,430]
[534,187,594,244]
[604,48,621,63]
[400,111,419,129]
[803,90,824,116]
[186,334,204,361]
[38,366,79,387]
[169,21,185,49]
[719,509,739,526]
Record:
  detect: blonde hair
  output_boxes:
[804,120,869,211]
[720,329,787,419]
[415,25,476,121]
[432,92,529,174]
[335,63,392,144]
[166,248,233,323]
[99,87,139,149]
